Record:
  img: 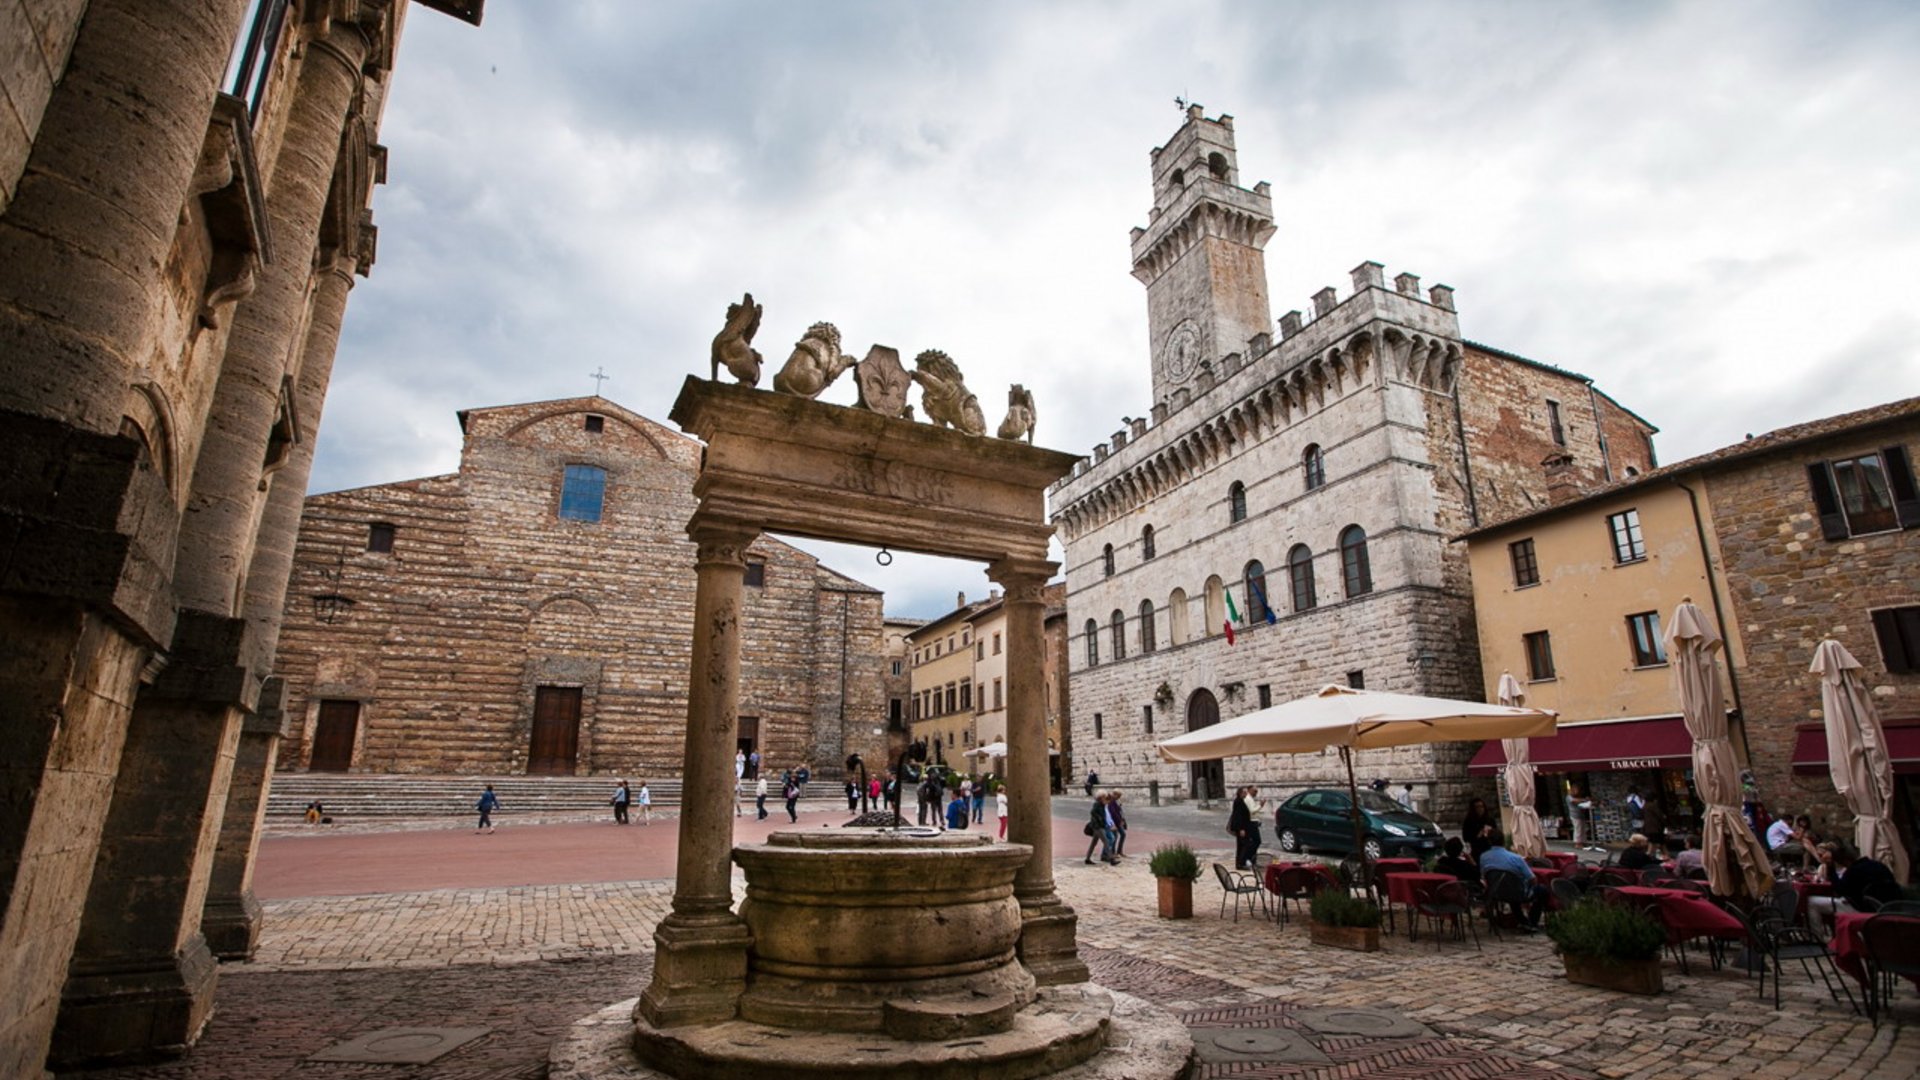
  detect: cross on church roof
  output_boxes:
[590,366,609,395]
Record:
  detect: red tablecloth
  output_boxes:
[1264,861,1338,893]
[1533,866,1564,884]
[1385,871,1457,907]
[1612,886,1746,943]
[1829,911,1920,991]
[1372,858,1422,878]
[1543,852,1579,873]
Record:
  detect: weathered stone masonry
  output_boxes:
[271,396,889,779]
[1051,108,1655,821]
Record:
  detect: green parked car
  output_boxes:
[1273,788,1445,861]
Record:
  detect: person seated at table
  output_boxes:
[1477,831,1549,930]
[1616,833,1659,871]
[1672,835,1705,875]
[1808,840,1904,935]
[1435,837,1479,882]
[1783,815,1820,871]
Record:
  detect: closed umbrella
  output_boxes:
[1665,599,1773,899]
[1497,672,1548,859]
[1812,639,1910,881]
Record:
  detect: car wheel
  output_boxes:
[1279,829,1301,853]
[1362,837,1383,862]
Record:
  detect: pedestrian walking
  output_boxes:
[868,776,881,804]
[636,780,652,825]
[476,784,500,833]
[735,749,746,782]
[1109,790,1129,858]
[845,778,859,811]
[734,778,742,817]
[1084,792,1118,864]
[996,785,1009,840]
[748,749,760,778]
[972,779,987,824]
[946,791,970,830]
[756,776,769,820]
[611,779,631,825]
[784,776,800,822]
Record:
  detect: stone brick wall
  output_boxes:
[1703,419,1920,832]
[273,397,886,779]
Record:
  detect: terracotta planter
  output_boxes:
[1308,920,1381,952]
[1156,876,1193,919]
[1561,953,1663,995]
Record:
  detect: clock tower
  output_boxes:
[1130,106,1275,406]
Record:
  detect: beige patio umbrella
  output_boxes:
[1497,672,1548,859]
[1812,639,1910,881]
[1665,599,1773,899]
[1156,685,1558,855]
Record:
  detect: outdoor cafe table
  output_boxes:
[1611,886,1746,946]
[1372,857,1422,878]
[1384,872,1457,924]
[1264,861,1339,892]
[1542,852,1579,873]
[1791,878,1834,924]
[1831,911,1920,991]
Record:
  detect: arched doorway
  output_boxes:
[1186,689,1225,801]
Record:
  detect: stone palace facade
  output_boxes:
[273,396,889,779]
[1051,107,1657,818]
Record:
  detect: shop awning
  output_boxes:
[1468,716,1695,776]
[1791,719,1920,776]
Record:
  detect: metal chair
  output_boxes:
[1861,914,1920,1025]
[1550,878,1584,918]
[1213,862,1268,923]
[1876,901,1920,916]
[1728,903,1858,1012]
[1414,880,1479,948]
[1481,869,1531,940]
[1771,881,1802,925]
[1270,866,1324,926]
[1339,856,1385,928]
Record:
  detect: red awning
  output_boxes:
[1791,719,1920,776]
[1468,716,1696,776]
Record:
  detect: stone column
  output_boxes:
[202,248,359,959]
[172,16,372,616]
[49,613,252,1067]
[990,558,1088,986]
[0,3,250,1076]
[636,524,760,1027]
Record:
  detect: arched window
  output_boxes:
[1084,619,1099,666]
[1288,544,1317,612]
[1303,444,1325,491]
[1207,151,1229,179]
[1109,609,1127,661]
[1228,482,1247,524]
[1340,525,1373,597]
[1138,599,1157,654]
[1141,525,1156,561]
[1203,575,1225,637]
[1102,543,1115,577]
[1244,560,1271,623]
[1168,588,1190,646]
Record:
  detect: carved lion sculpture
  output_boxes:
[710,292,764,386]
[772,321,857,398]
[996,384,1036,442]
[911,350,986,436]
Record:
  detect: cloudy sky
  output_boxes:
[313,0,1920,620]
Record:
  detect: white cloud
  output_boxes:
[316,0,1920,616]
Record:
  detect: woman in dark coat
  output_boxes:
[1461,797,1497,859]
[1226,786,1253,869]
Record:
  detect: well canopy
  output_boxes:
[1156,685,1558,762]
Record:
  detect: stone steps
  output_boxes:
[264,770,848,818]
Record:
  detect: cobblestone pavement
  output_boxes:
[59,829,1920,1080]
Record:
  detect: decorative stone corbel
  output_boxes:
[193,94,271,328]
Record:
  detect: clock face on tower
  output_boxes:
[1163,320,1201,384]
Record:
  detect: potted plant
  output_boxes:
[1148,842,1201,919]
[1308,888,1383,952]
[1544,899,1665,995]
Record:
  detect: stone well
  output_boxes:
[734,828,1035,1037]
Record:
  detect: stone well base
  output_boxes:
[550,987,1192,1080]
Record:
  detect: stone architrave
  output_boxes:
[638,378,1080,1027]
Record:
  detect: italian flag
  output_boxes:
[1222,587,1240,645]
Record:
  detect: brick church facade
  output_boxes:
[274,396,889,778]
[1052,107,1658,818]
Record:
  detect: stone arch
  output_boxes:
[1167,587,1190,646]
[1203,575,1225,637]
